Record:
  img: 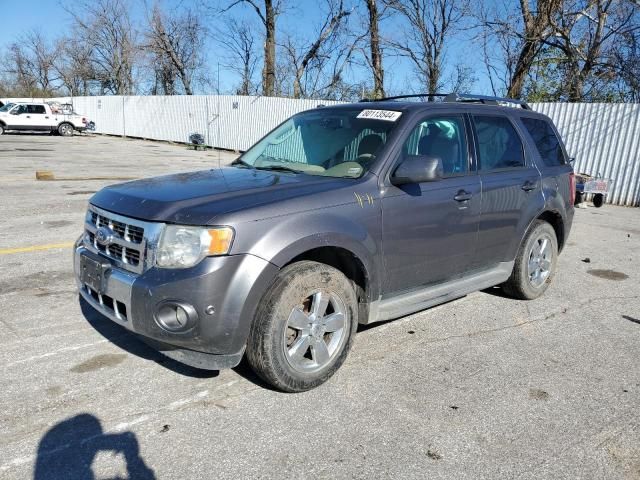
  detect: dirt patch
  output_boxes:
[529,388,550,400]
[70,353,127,373]
[0,270,74,295]
[426,449,442,460]
[587,269,629,281]
[66,191,97,196]
[46,386,63,396]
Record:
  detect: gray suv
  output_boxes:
[74,94,575,392]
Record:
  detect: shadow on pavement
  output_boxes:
[78,296,219,379]
[34,413,155,480]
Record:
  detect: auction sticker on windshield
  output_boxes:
[357,110,402,121]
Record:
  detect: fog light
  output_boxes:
[154,301,198,332]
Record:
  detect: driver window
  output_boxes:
[12,105,26,115]
[403,116,468,176]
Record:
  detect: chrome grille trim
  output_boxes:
[83,205,164,274]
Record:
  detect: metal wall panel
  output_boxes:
[2,95,638,206]
[531,103,640,207]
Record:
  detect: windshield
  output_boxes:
[0,103,15,112]
[237,108,403,178]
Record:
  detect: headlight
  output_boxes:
[156,225,234,268]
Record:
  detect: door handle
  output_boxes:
[454,190,472,202]
[45,116,49,119]
[521,181,537,192]
[26,115,31,118]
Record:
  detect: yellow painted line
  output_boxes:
[0,242,75,255]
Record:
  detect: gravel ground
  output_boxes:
[0,133,638,480]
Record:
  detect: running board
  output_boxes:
[365,262,514,324]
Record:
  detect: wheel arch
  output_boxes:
[285,245,371,322]
[536,210,566,252]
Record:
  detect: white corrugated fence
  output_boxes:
[2,95,638,206]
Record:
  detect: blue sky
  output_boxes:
[2,0,495,96]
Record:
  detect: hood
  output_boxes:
[90,166,352,225]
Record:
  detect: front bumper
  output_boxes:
[74,243,279,369]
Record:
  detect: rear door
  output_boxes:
[519,116,574,210]
[381,113,481,294]
[24,104,51,130]
[471,113,544,269]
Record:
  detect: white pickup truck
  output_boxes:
[0,102,89,136]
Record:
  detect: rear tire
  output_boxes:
[502,220,558,300]
[57,123,73,136]
[246,261,358,392]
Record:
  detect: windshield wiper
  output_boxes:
[254,165,302,174]
[230,158,253,168]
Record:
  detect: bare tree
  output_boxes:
[611,26,640,101]
[365,0,385,98]
[383,0,468,95]
[145,4,206,95]
[281,0,351,98]
[54,36,96,95]
[3,31,59,95]
[67,0,138,95]
[479,0,561,98]
[217,19,259,95]
[223,0,285,96]
[544,0,639,101]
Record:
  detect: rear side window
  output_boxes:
[473,116,525,171]
[521,117,566,166]
[26,105,46,114]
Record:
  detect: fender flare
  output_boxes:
[237,211,381,301]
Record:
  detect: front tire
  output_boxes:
[57,123,73,136]
[502,220,558,300]
[0,124,4,135]
[246,261,358,392]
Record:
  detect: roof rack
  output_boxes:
[443,93,530,110]
[361,92,530,110]
[360,93,448,102]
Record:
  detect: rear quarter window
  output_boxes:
[521,117,566,167]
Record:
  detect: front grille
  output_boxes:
[90,211,144,244]
[83,206,152,273]
[84,284,128,320]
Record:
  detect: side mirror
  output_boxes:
[568,156,576,166]
[391,155,443,185]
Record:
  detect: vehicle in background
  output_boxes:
[0,102,89,136]
[74,93,575,392]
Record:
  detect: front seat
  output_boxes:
[357,134,383,158]
[418,125,459,175]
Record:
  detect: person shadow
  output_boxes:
[34,413,155,480]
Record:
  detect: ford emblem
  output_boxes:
[95,226,114,246]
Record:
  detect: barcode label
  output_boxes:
[357,109,402,122]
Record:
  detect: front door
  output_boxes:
[381,114,480,295]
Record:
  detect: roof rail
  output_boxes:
[443,93,530,110]
[360,93,448,102]
[360,92,530,110]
